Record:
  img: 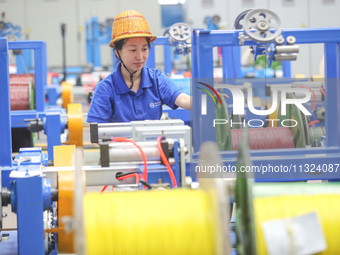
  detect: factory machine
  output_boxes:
[3,39,81,166]
[2,8,340,255]
[1,36,195,254]
[146,22,192,125]
[0,17,33,75]
[191,8,340,181]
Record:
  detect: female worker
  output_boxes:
[87,10,191,123]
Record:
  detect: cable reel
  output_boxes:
[236,158,340,254]
[215,90,325,150]
[167,22,192,54]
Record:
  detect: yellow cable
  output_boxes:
[84,189,217,255]
[254,194,340,255]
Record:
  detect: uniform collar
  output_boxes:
[113,64,152,95]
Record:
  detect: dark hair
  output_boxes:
[114,37,151,51]
[112,37,151,69]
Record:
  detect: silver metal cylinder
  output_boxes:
[109,141,161,162]
[98,123,132,139]
[43,165,141,187]
[275,45,299,53]
[273,53,298,61]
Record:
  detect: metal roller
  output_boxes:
[108,141,161,163]
[233,9,253,29]
[243,9,282,43]
[90,119,185,143]
[275,45,299,53]
[169,23,191,42]
[90,122,132,143]
[273,53,298,61]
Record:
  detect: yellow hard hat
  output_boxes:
[109,10,157,48]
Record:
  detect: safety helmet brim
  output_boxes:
[109,34,157,48]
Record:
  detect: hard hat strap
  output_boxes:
[117,51,137,90]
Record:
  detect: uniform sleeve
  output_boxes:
[157,72,184,110]
[87,82,114,123]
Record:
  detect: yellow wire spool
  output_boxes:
[67,103,83,147]
[54,145,76,253]
[84,189,220,255]
[234,134,340,255]
[61,81,73,110]
[237,179,340,255]
[254,192,340,255]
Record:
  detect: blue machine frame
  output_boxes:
[191,28,340,181]
[8,40,47,113]
[147,36,173,77]
[0,39,66,164]
[0,38,13,172]
[86,16,111,69]
[146,36,191,125]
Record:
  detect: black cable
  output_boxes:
[116,51,136,89]
[116,172,138,178]
[139,179,152,190]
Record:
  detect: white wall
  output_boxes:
[184,0,340,77]
[1,0,161,68]
[1,0,340,77]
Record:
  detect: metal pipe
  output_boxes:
[61,23,66,82]
[275,45,299,53]
[273,53,297,61]
[109,142,161,162]
[43,164,162,187]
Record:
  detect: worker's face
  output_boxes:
[116,37,149,72]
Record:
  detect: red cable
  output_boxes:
[81,73,96,90]
[117,173,140,184]
[101,185,109,193]
[112,137,148,188]
[319,86,326,97]
[297,85,316,111]
[100,173,140,193]
[156,137,178,188]
[308,120,320,127]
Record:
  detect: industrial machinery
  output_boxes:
[85,16,112,69]
[0,14,33,74]
[2,39,80,163]
[2,8,340,255]
[1,72,194,254]
[0,141,230,254]
[191,8,340,182]
[1,35,194,253]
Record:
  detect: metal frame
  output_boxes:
[147,36,191,125]
[0,38,66,163]
[0,38,13,171]
[147,36,173,76]
[8,40,47,112]
[191,28,340,180]
[86,16,111,68]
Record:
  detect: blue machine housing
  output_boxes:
[191,27,340,181]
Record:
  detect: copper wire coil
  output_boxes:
[231,127,295,150]
[10,82,30,110]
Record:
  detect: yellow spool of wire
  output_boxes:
[253,183,340,255]
[84,189,221,255]
[235,133,340,255]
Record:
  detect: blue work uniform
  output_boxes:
[87,64,183,123]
